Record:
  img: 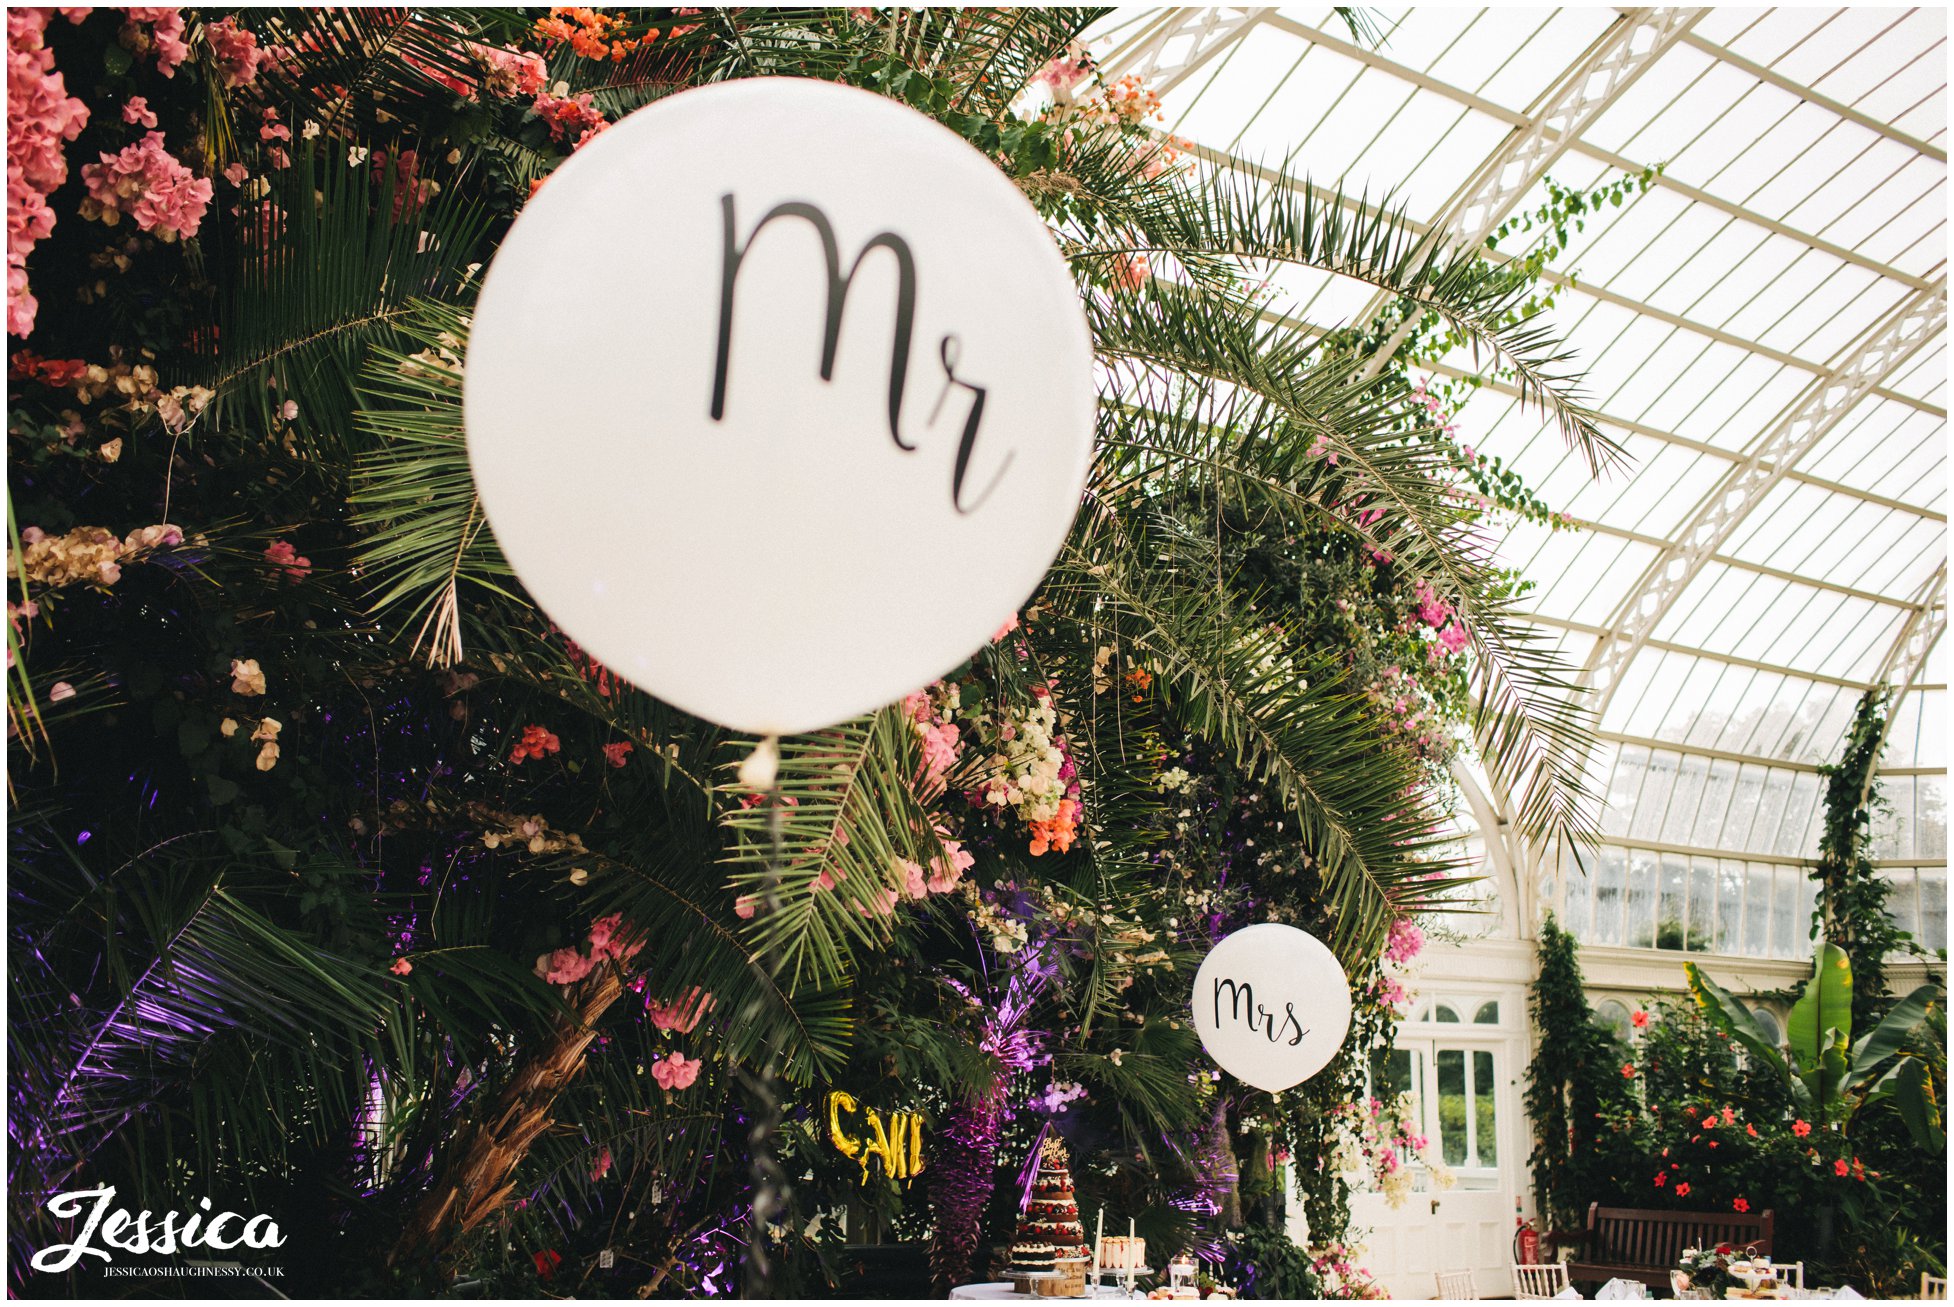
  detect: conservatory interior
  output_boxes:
[4,4,1945,1304]
[1094,5,1949,1301]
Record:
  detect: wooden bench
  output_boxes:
[1566,1203,1774,1290]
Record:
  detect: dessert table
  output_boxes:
[948,1284,1130,1300]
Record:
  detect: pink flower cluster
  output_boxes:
[646,985,713,1033]
[894,832,975,901]
[1368,665,1450,763]
[902,685,964,795]
[263,539,311,583]
[534,912,644,986]
[533,89,607,148]
[651,1050,700,1090]
[1410,578,1470,660]
[1409,380,1460,440]
[1384,915,1424,964]
[121,8,189,77]
[206,16,271,88]
[734,829,974,922]
[370,147,433,219]
[475,42,547,98]
[79,132,212,242]
[1035,41,1092,95]
[8,8,90,336]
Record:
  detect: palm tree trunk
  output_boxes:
[389,968,624,1270]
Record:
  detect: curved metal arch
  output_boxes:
[1859,564,1948,807]
[1097,6,1270,96]
[1580,279,1949,719]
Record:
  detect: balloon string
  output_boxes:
[739,735,787,1298]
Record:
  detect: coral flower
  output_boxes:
[651,1051,700,1090]
[1674,1182,1690,1198]
[1620,1064,1636,1079]
[1630,1009,1648,1028]
[510,723,561,764]
[1792,1119,1811,1137]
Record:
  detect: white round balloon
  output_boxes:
[465,78,1096,735]
[1190,923,1353,1092]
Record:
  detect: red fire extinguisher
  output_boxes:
[1514,1199,1542,1266]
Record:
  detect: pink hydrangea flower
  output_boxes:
[121,9,190,77]
[647,987,713,1033]
[896,857,928,901]
[475,42,547,98]
[651,1051,700,1090]
[532,89,608,147]
[79,132,212,241]
[121,95,157,128]
[1384,916,1424,964]
[205,16,271,88]
[7,7,90,336]
[733,893,758,919]
[927,837,974,893]
[587,912,643,964]
[536,945,595,986]
[263,539,311,582]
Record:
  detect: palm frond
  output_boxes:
[11,837,393,1200]
[932,8,1100,119]
[720,710,946,990]
[1091,280,1600,853]
[350,299,518,664]
[1094,165,1623,472]
[1052,529,1467,957]
[208,140,491,462]
[249,9,498,137]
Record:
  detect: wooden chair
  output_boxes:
[1776,1261,1804,1290]
[1566,1203,1773,1290]
[1513,1262,1570,1299]
[1435,1269,1478,1300]
[1923,1272,1948,1299]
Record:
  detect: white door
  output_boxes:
[1346,992,1527,1299]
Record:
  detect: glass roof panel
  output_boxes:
[1094,5,1945,870]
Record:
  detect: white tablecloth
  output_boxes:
[948,1284,1130,1300]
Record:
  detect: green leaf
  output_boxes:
[1890,1056,1945,1152]
[1788,943,1854,1068]
[1846,980,1942,1093]
[1684,960,1796,1102]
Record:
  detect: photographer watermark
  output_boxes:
[30,1185,285,1274]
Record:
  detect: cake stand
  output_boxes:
[1004,1268,1062,1295]
[1090,1264,1157,1299]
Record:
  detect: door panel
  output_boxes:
[1340,1017,1525,1299]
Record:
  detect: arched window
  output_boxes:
[1474,1000,1501,1025]
[1433,1002,1462,1024]
[1592,999,1632,1043]
[1751,1007,1783,1048]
